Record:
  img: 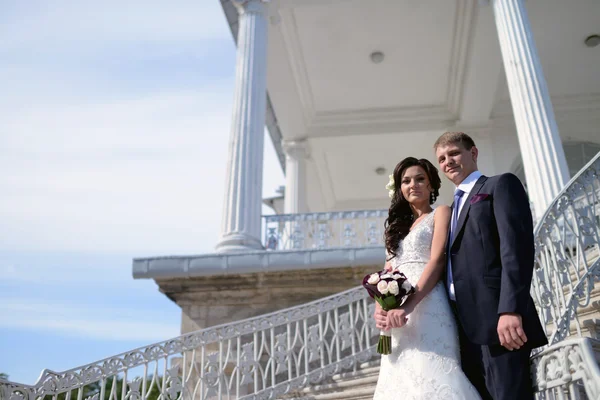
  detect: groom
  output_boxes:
[434,132,547,400]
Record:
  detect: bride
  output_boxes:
[373,157,480,400]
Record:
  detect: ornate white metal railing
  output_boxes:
[262,210,386,251]
[531,338,600,399]
[531,151,600,345]
[0,287,378,400]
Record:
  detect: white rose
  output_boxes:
[388,280,399,295]
[367,273,380,285]
[380,274,392,280]
[401,280,413,292]
[392,274,401,280]
[377,280,389,295]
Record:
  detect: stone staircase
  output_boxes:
[540,248,600,341]
[286,361,380,400]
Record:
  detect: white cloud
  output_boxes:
[0,255,130,285]
[0,86,233,154]
[0,264,19,278]
[0,300,179,342]
[0,87,237,254]
[0,0,285,255]
[0,0,230,53]
[0,91,284,256]
[0,74,284,255]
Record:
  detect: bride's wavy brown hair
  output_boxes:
[385,157,441,260]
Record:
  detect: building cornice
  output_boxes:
[133,246,385,279]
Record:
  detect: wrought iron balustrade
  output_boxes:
[0,287,378,400]
[262,210,387,251]
[531,151,600,345]
[531,338,600,399]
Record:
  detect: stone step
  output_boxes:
[290,340,600,400]
[287,361,381,400]
[542,298,600,340]
[537,250,600,338]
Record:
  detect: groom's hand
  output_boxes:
[497,313,528,350]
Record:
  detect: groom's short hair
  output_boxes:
[434,131,476,151]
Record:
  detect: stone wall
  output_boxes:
[155,264,379,334]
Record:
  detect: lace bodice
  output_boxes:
[391,209,436,284]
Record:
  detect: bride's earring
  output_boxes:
[430,192,436,204]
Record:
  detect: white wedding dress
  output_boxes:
[373,210,481,400]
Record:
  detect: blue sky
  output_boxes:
[0,0,284,383]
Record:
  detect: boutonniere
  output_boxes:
[470,193,491,205]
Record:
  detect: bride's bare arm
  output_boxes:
[405,206,451,310]
[387,206,451,326]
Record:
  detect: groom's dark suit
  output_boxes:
[447,172,547,399]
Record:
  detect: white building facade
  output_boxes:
[211,0,599,253]
[132,0,600,328]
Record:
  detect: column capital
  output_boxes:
[282,139,310,160]
[232,0,270,14]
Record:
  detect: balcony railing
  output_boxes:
[262,210,387,251]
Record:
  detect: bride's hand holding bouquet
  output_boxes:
[363,270,415,354]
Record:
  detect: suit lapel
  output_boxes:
[450,175,487,249]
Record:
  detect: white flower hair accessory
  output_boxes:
[385,174,395,198]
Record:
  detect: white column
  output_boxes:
[492,0,569,219]
[282,140,309,214]
[216,0,269,252]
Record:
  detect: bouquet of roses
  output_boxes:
[362,270,415,354]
